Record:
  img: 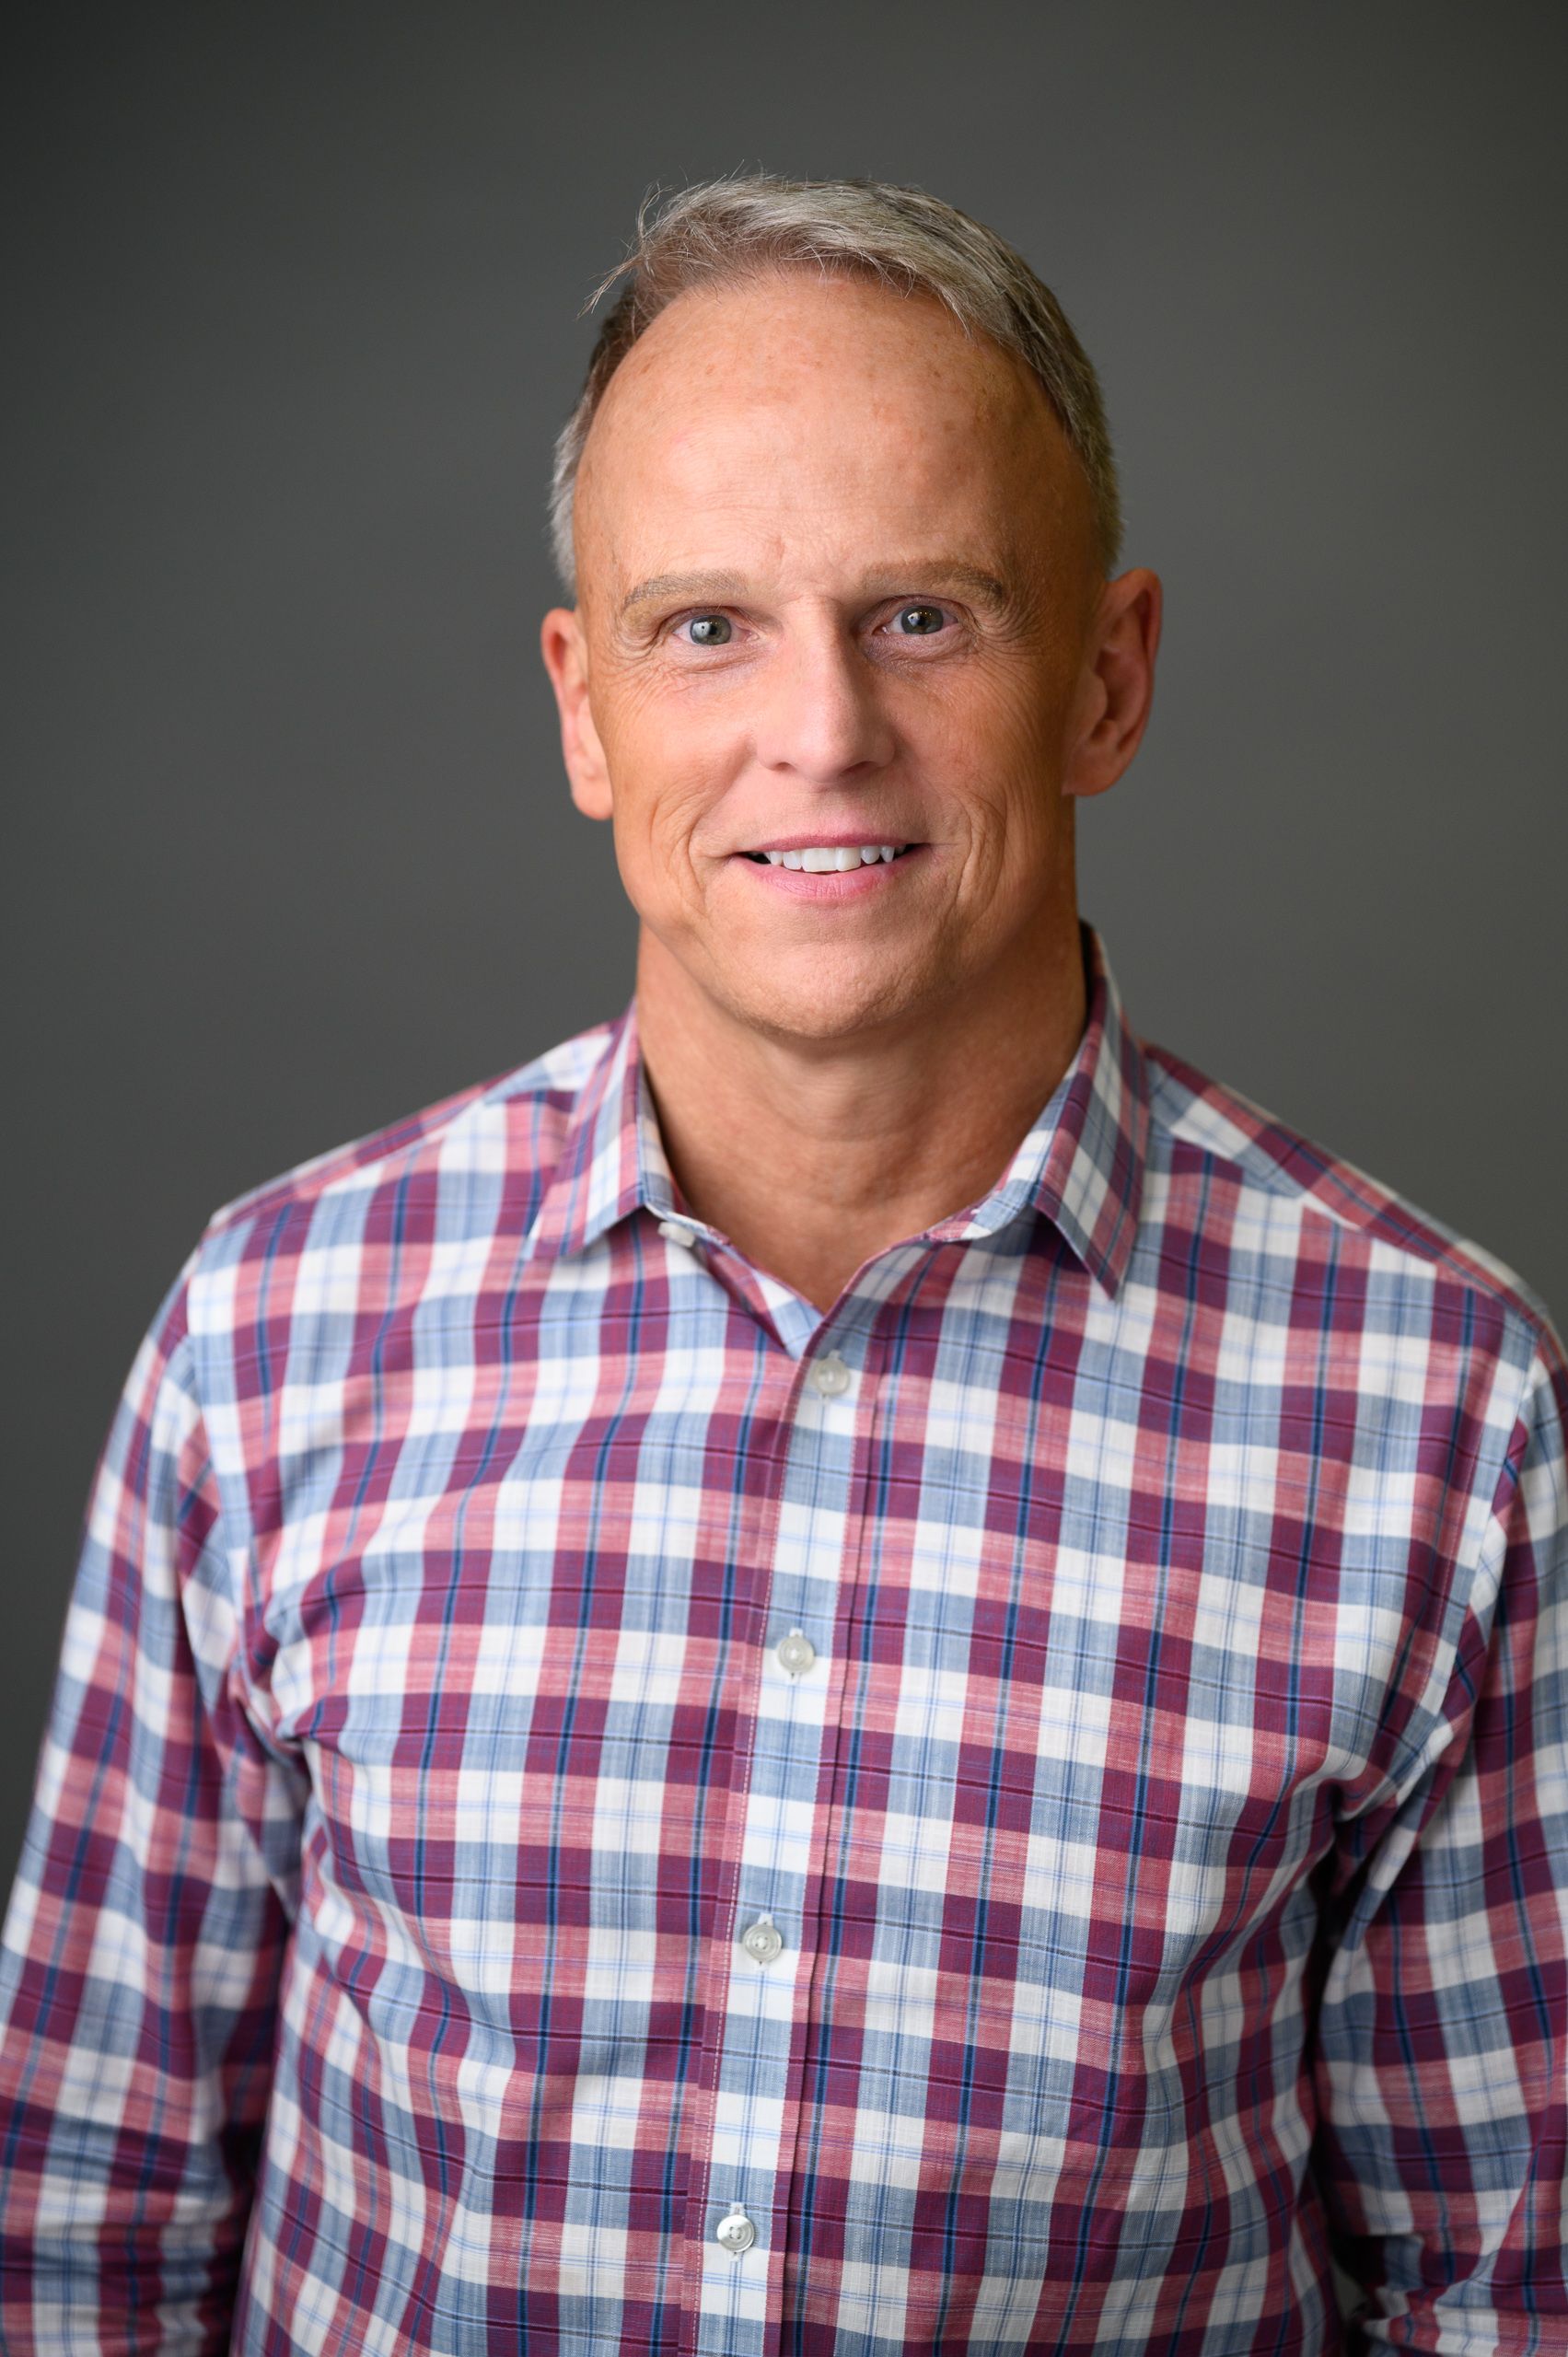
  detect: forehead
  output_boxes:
[574,272,1085,590]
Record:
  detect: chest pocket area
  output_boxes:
[280,1498,710,2002]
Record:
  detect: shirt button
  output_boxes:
[775,1628,816,1678]
[808,1350,852,1398]
[740,1914,784,1965]
[657,1219,697,1248]
[715,2203,757,2255]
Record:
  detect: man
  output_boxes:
[1,175,1563,2356]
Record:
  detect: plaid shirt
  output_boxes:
[3,924,1565,2357]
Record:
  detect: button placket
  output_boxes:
[693,1335,874,2345]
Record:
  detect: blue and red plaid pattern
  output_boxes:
[2,923,1564,2355]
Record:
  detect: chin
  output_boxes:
[716,959,935,1048]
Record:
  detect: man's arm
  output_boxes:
[0,1260,305,2353]
[1313,1331,1568,2353]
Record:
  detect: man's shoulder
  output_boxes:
[194,1015,621,1258]
[1140,1037,1560,1357]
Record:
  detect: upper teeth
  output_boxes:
[765,844,902,870]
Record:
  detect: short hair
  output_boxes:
[549,174,1122,594]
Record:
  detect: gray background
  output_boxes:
[4,2,1564,1888]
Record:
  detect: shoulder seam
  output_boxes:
[1141,1044,1554,1347]
[198,1025,620,1244]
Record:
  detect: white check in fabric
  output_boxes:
[1,923,1565,2355]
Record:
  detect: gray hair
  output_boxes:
[548,174,1122,593]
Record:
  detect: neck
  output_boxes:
[634,923,1090,1314]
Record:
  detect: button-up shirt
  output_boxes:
[3,925,1565,2355]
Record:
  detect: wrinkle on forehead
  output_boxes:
[573,271,1097,620]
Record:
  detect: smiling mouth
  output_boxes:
[741,842,919,870]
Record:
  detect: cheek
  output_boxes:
[596,713,733,905]
[900,651,1060,769]
[598,666,746,788]
[902,663,1066,838]
[596,685,702,812]
[578,625,763,915]
[949,758,1072,922]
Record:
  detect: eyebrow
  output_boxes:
[617,562,1016,619]
[619,572,748,618]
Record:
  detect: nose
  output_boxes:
[751,617,896,784]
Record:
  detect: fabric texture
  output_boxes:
[2,924,1564,2356]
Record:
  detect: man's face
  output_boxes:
[543,271,1140,1047]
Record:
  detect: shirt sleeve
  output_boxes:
[1312,1332,1568,2353]
[0,1257,306,2354]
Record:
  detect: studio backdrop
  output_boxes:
[5,0,1564,1886]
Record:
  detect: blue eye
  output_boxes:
[889,605,947,636]
[682,614,732,646]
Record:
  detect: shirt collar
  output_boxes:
[537,921,1147,1299]
[918,922,1148,1296]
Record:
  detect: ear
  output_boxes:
[1061,567,1163,799]
[540,606,613,820]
